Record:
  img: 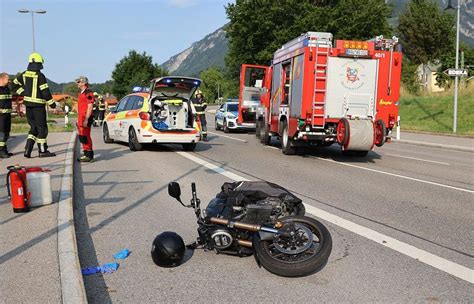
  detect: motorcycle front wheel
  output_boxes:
[253,215,332,277]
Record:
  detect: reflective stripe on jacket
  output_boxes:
[0,86,12,112]
[12,70,54,107]
[192,97,207,114]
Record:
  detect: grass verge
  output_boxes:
[399,83,474,136]
[11,122,74,133]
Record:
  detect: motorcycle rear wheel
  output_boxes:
[254,215,332,277]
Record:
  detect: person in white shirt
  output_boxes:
[64,104,70,126]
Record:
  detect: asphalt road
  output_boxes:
[75,118,473,303]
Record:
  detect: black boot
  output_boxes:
[38,143,56,158]
[0,149,9,158]
[24,139,35,158]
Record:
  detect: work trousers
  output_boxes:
[0,113,11,151]
[26,106,48,145]
[78,117,93,158]
[98,110,105,126]
[198,114,207,134]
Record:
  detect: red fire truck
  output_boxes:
[238,32,402,156]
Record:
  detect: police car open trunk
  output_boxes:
[149,77,201,131]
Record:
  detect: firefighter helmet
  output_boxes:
[195,90,203,96]
[28,52,44,64]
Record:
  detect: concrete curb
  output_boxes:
[392,139,474,153]
[57,131,87,304]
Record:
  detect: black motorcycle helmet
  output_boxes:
[151,231,185,267]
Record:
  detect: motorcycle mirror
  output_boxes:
[168,182,181,201]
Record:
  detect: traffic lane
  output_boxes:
[207,111,474,168]
[371,145,474,188]
[208,126,473,191]
[168,149,474,300]
[192,131,473,266]
[206,124,474,194]
[78,130,471,302]
[383,141,474,168]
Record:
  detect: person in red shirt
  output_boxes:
[75,76,94,162]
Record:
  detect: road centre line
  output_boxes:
[175,151,474,283]
[207,131,248,143]
[385,153,451,166]
[310,156,473,194]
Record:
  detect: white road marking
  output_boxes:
[385,153,451,166]
[207,131,248,143]
[176,151,250,181]
[311,156,473,194]
[176,151,474,283]
[265,146,280,150]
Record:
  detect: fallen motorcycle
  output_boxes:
[164,181,332,277]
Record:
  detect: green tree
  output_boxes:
[224,0,392,81]
[199,67,224,103]
[112,50,167,99]
[90,80,114,95]
[436,44,474,88]
[199,67,241,102]
[397,0,455,65]
[62,83,79,96]
[400,59,421,94]
[328,0,392,40]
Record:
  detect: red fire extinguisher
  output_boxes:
[6,165,30,213]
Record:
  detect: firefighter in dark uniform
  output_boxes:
[97,95,106,126]
[12,53,56,158]
[0,73,13,158]
[191,90,208,141]
[92,92,99,127]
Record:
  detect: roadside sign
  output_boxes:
[444,68,468,77]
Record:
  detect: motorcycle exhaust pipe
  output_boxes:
[237,239,253,248]
[210,217,279,234]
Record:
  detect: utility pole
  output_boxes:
[445,0,461,133]
[18,9,47,52]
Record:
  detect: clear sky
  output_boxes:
[0,0,232,83]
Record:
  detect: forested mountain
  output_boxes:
[160,26,228,77]
[160,0,472,77]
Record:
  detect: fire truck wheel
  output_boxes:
[103,123,114,143]
[336,118,350,146]
[260,123,271,145]
[374,119,386,147]
[281,121,295,155]
[128,127,143,151]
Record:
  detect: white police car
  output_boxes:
[215,100,256,133]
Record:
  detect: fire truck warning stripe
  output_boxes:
[175,150,473,284]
